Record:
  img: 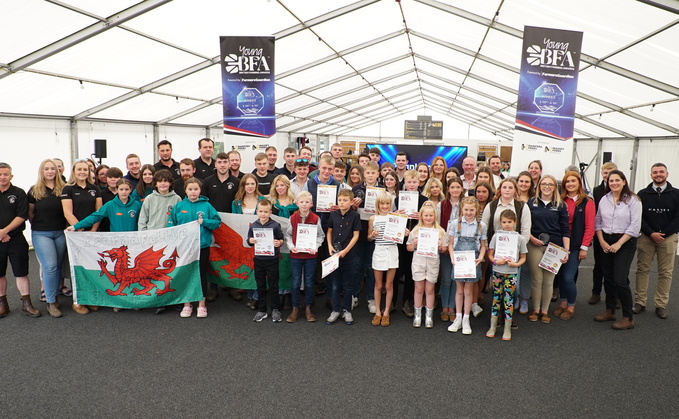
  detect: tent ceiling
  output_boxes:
[1,0,678,140]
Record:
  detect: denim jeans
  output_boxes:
[558,251,581,305]
[290,257,316,307]
[362,241,375,301]
[439,258,456,310]
[331,252,359,312]
[31,230,66,304]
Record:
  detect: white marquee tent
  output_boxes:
[1,0,678,191]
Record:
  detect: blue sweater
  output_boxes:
[528,197,570,247]
[167,196,221,248]
[74,196,141,232]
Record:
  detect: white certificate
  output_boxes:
[316,184,337,212]
[415,227,439,258]
[453,250,477,278]
[494,231,519,262]
[398,190,419,218]
[364,186,385,214]
[253,228,275,256]
[295,224,318,253]
[321,254,340,278]
[383,212,408,243]
[539,242,568,274]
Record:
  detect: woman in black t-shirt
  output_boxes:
[61,160,102,315]
[28,159,69,317]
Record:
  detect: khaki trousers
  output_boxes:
[634,233,677,309]
[527,242,555,314]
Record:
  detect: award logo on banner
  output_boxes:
[511,26,583,177]
[220,36,275,138]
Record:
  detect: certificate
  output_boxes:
[383,212,408,243]
[494,231,519,262]
[253,228,275,256]
[295,224,318,253]
[538,242,568,274]
[416,227,439,258]
[453,250,477,279]
[364,186,385,214]
[398,190,419,218]
[316,184,337,212]
[321,254,340,278]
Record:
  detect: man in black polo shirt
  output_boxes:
[193,138,215,180]
[201,152,240,302]
[227,150,245,179]
[0,163,41,318]
[253,152,275,195]
[153,140,181,180]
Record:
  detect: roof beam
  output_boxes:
[0,0,172,79]
[273,0,381,39]
[73,57,220,120]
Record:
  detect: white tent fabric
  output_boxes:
[1,0,678,192]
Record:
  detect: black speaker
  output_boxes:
[477,153,486,162]
[94,139,107,159]
[603,151,612,163]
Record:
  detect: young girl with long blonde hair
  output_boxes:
[368,192,399,327]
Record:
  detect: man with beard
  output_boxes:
[227,150,245,179]
[173,159,196,199]
[153,140,181,180]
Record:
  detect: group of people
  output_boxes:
[0,139,677,339]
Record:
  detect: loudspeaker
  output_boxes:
[94,139,107,159]
[603,151,612,163]
[477,153,486,162]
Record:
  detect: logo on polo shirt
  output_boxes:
[128,210,136,218]
[227,183,234,190]
[89,190,97,197]
[7,195,16,204]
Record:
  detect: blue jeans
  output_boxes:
[362,241,375,301]
[558,251,581,305]
[290,257,316,307]
[517,265,532,301]
[32,230,66,304]
[331,252,359,312]
[439,258,456,310]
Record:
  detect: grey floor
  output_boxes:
[0,250,677,418]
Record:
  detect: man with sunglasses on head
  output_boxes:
[290,158,310,198]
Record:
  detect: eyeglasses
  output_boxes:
[540,183,556,188]
[295,158,309,163]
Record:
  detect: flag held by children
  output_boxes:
[65,222,203,308]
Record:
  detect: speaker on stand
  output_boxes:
[93,139,107,165]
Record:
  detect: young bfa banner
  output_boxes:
[207,213,290,290]
[220,36,275,138]
[65,222,203,308]
[511,26,583,177]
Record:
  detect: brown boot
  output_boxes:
[72,303,89,315]
[612,317,635,330]
[594,309,616,322]
[0,295,9,317]
[46,303,63,318]
[21,295,42,317]
[305,306,317,322]
[286,307,299,323]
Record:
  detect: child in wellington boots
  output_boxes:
[486,209,527,340]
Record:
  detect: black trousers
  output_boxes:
[255,258,279,312]
[600,233,637,319]
[591,238,604,295]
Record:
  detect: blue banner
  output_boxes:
[515,26,583,141]
[220,36,275,138]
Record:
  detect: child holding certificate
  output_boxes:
[406,201,449,328]
[367,192,399,327]
[285,192,324,323]
[448,197,487,335]
[247,199,285,323]
[486,210,527,341]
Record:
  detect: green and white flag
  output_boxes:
[65,222,203,308]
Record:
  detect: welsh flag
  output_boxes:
[65,222,203,308]
[208,213,290,290]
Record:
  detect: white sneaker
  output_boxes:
[462,316,472,335]
[519,300,529,315]
[351,296,359,309]
[367,299,376,314]
[448,316,462,333]
[342,311,354,325]
[471,303,483,318]
[326,311,341,324]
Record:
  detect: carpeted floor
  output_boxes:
[0,250,676,418]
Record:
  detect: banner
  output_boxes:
[208,213,290,290]
[220,36,275,138]
[65,222,203,308]
[511,26,583,177]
